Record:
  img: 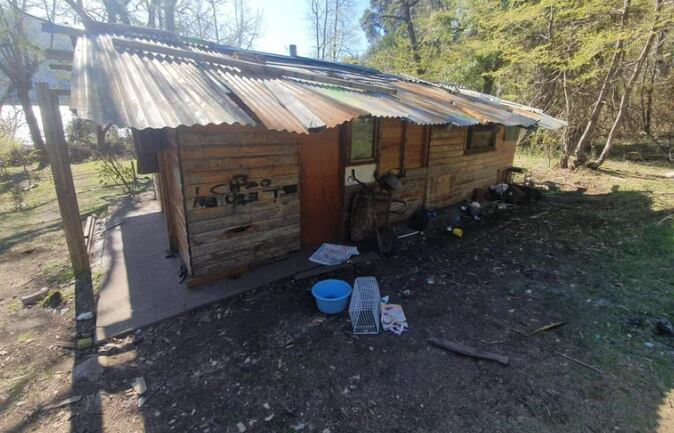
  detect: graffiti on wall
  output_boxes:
[192,174,298,209]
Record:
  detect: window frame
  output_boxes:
[464,124,498,155]
[346,117,378,165]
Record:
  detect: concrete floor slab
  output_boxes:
[95,200,318,341]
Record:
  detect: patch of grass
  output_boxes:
[92,271,103,293]
[0,160,139,252]
[7,300,23,314]
[17,332,34,344]
[41,262,75,287]
[40,290,63,308]
[515,150,674,432]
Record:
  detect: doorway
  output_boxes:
[299,127,343,247]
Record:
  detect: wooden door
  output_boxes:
[299,127,342,247]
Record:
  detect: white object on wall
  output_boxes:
[344,163,377,186]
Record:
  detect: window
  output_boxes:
[465,125,497,154]
[349,118,376,162]
[504,126,521,142]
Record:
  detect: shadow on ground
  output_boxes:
[33,184,673,433]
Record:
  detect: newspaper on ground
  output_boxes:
[309,243,360,266]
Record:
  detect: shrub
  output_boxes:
[98,156,144,197]
[66,118,135,163]
[2,144,36,167]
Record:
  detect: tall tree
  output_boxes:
[0,0,47,164]
[590,0,665,168]
[361,0,427,74]
[307,0,358,61]
[226,0,262,49]
[571,0,631,168]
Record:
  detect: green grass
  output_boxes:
[16,332,34,344]
[7,300,22,314]
[0,161,135,253]
[515,150,674,432]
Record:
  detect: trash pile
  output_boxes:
[407,174,543,237]
[310,276,409,336]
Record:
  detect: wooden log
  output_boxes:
[427,337,510,366]
[36,83,91,279]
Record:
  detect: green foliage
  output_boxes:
[361,0,674,160]
[8,181,26,211]
[41,290,63,308]
[1,144,37,167]
[0,144,40,211]
[97,156,144,197]
[65,118,135,163]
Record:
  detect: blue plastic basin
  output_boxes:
[311,279,352,314]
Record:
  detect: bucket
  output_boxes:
[311,279,352,314]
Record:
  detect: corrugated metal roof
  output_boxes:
[71,24,566,133]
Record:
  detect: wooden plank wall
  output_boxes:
[157,129,191,272]
[378,118,403,175]
[177,125,301,277]
[343,120,429,232]
[342,120,517,234]
[169,120,516,279]
[426,125,516,208]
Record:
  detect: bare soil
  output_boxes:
[1,156,673,433]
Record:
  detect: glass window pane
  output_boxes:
[351,118,375,161]
[467,125,497,151]
[505,126,520,142]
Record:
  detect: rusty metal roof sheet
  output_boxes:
[71,25,566,133]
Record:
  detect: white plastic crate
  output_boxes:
[348,277,381,334]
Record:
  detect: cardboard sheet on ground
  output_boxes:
[309,243,359,266]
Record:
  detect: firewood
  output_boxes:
[427,337,509,366]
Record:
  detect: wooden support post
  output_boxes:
[35,83,91,279]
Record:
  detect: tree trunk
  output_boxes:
[96,125,106,155]
[571,0,630,168]
[17,85,47,165]
[643,28,666,136]
[560,71,572,168]
[332,0,339,61]
[146,0,156,28]
[482,75,494,95]
[164,0,176,32]
[590,0,663,168]
[401,1,423,75]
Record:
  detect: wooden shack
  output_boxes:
[68,22,565,286]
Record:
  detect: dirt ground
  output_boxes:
[1,154,673,433]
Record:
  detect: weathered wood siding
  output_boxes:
[157,129,190,272]
[177,125,301,277]
[426,125,515,208]
[342,120,517,235]
[168,120,517,280]
[377,120,427,175]
[378,118,404,174]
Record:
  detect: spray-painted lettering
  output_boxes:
[191,174,297,209]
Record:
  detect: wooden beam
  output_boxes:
[48,63,73,72]
[35,83,91,278]
[45,48,74,62]
[111,38,397,95]
[400,120,407,172]
[50,88,71,97]
[41,21,84,38]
